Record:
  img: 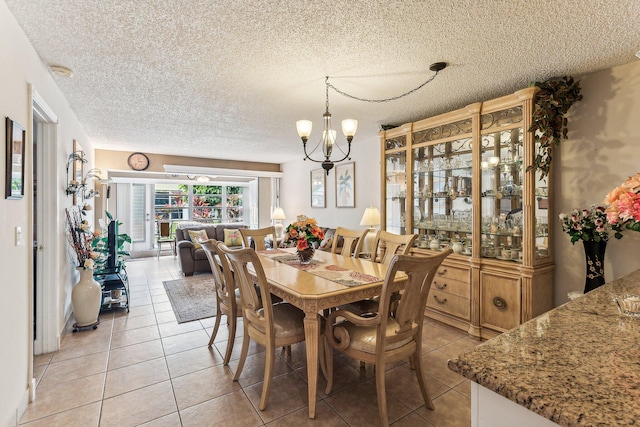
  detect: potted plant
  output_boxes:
[527,76,583,180]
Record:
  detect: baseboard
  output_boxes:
[4,386,30,427]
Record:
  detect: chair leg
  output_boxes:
[223,313,237,365]
[233,324,250,381]
[208,304,223,347]
[324,336,334,395]
[375,361,389,427]
[412,352,434,410]
[260,344,275,410]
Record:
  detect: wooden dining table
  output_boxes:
[249,248,406,419]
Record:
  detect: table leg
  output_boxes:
[303,311,320,418]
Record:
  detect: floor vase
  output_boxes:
[72,267,102,330]
[583,240,606,293]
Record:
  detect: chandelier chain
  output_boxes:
[325,69,441,104]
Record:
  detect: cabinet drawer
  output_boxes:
[435,265,469,283]
[480,272,521,332]
[431,277,469,299]
[426,289,470,320]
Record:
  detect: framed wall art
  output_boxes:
[335,162,355,208]
[5,117,25,200]
[310,168,326,208]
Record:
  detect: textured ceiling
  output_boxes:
[5,0,640,164]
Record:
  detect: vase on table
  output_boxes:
[72,267,102,330]
[583,240,606,293]
[296,247,315,264]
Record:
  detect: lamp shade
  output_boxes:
[360,207,380,227]
[271,207,286,220]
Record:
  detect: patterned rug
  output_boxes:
[163,274,217,323]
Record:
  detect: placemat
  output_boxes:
[258,250,381,287]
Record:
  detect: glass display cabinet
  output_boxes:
[380,87,554,340]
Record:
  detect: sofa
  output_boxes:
[175,223,247,276]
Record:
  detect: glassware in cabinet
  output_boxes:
[479,107,524,262]
[384,147,407,235]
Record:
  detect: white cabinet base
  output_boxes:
[472,383,559,427]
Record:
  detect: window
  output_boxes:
[154,183,246,223]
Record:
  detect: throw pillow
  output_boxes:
[224,229,242,247]
[187,229,208,249]
[319,236,333,250]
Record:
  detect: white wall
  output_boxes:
[282,59,640,309]
[281,133,380,230]
[0,1,92,425]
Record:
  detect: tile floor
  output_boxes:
[21,255,481,427]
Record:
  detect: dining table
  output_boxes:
[249,247,406,419]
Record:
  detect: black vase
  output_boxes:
[583,240,607,293]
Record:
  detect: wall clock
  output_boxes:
[127,152,149,171]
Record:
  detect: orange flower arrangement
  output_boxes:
[283,215,325,251]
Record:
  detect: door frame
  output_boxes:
[30,86,60,356]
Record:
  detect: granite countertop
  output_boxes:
[448,269,640,426]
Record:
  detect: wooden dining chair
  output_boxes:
[324,250,452,427]
[240,226,277,251]
[200,239,242,365]
[218,243,306,411]
[371,230,418,265]
[330,226,367,257]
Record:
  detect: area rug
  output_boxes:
[163,275,217,323]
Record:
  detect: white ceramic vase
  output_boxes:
[72,267,102,328]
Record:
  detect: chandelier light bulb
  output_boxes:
[341,119,358,139]
[488,156,501,167]
[296,120,312,140]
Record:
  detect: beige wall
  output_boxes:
[553,60,640,305]
[95,149,280,174]
[0,1,94,425]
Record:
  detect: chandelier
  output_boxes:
[296,62,447,175]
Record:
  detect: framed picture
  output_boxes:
[335,162,355,208]
[5,117,25,200]
[310,168,325,208]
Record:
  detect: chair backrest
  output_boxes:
[200,239,235,309]
[377,250,452,348]
[218,243,272,333]
[158,221,171,238]
[331,227,367,257]
[240,226,276,251]
[371,230,418,264]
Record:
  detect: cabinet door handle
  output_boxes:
[433,295,447,304]
[493,296,507,309]
[434,282,447,290]
[437,269,447,275]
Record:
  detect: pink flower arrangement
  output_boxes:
[559,205,622,244]
[604,172,640,232]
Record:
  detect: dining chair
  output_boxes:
[240,226,277,251]
[324,250,452,427]
[156,220,175,259]
[371,230,418,265]
[218,243,307,411]
[200,239,242,365]
[330,226,367,257]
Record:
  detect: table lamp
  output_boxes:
[271,207,287,239]
[359,207,381,254]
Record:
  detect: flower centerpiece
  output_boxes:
[604,172,640,232]
[559,205,623,244]
[559,205,622,293]
[283,215,325,264]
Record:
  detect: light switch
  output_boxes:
[15,226,22,246]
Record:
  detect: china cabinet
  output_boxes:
[380,87,554,339]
